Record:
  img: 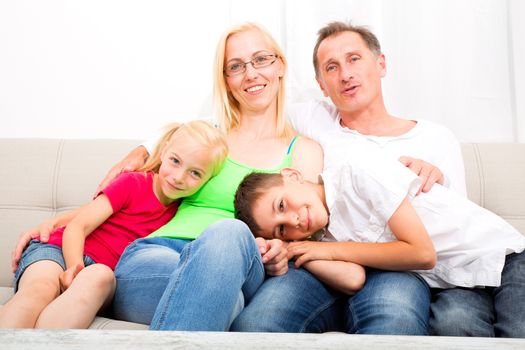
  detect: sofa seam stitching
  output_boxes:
[472,143,485,207]
[52,140,64,213]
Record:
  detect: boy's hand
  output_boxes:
[398,156,444,194]
[256,238,289,276]
[288,241,334,268]
[11,219,58,272]
[59,263,84,292]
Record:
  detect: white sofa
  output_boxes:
[1,138,525,330]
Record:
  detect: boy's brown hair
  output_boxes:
[234,172,284,236]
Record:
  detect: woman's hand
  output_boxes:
[95,146,149,194]
[256,237,289,276]
[59,263,84,292]
[399,156,444,194]
[11,218,59,273]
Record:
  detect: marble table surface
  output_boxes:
[1,329,525,350]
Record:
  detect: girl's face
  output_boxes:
[154,132,214,205]
[224,29,284,115]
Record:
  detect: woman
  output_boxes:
[102,22,324,330]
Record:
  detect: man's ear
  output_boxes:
[280,167,303,183]
[377,53,387,78]
[316,76,329,97]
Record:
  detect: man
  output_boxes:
[232,21,468,335]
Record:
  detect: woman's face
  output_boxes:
[224,29,284,115]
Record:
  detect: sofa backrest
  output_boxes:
[461,143,525,235]
[0,139,139,288]
[0,139,524,289]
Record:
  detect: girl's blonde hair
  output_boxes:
[213,22,294,140]
[139,120,228,177]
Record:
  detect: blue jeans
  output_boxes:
[430,252,525,337]
[346,269,431,334]
[112,219,265,330]
[232,266,431,335]
[14,240,96,292]
[231,261,346,333]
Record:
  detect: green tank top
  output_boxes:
[148,136,299,240]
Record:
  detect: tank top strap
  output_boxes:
[280,135,300,168]
[286,135,299,154]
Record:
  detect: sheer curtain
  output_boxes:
[1,0,523,142]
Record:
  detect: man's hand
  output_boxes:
[11,219,58,272]
[95,146,149,194]
[59,263,84,292]
[399,156,444,194]
[256,237,289,276]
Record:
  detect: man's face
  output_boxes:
[252,179,329,241]
[315,31,386,117]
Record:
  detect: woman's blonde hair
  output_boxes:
[139,120,228,177]
[213,22,294,140]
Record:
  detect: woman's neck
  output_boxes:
[229,109,280,141]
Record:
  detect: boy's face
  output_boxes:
[252,178,329,241]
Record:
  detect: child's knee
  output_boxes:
[84,264,116,290]
[17,262,63,300]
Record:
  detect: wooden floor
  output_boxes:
[1,329,525,350]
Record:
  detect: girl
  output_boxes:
[0,120,227,328]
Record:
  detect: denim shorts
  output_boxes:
[13,240,96,292]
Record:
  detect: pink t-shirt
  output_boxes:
[48,171,178,270]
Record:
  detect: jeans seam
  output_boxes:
[243,249,264,299]
[300,295,340,333]
[154,241,193,329]
[346,297,358,333]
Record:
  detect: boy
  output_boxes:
[234,148,525,293]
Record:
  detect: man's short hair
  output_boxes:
[313,21,382,77]
[234,172,283,236]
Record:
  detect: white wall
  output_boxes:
[1,0,524,142]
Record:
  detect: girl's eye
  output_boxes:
[170,157,180,165]
[190,170,202,178]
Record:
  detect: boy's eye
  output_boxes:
[350,55,360,62]
[278,224,284,236]
[278,199,284,211]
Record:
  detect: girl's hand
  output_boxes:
[11,218,59,272]
[59,263,84,292]
[287,241,335,268]
[256,237,289,276]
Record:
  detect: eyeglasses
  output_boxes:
[224,54,279,77]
